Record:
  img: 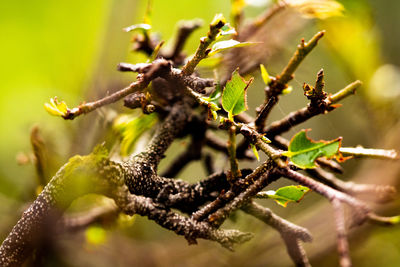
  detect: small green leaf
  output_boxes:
[209,83,222,103]
[208,40,257,56]
[197,85,221,121]
[274,185,310,207]
[123,23,151,33]
[211,110,218,120]
[250,143,260,161]
[222,69,253,120]
[44,97,69,117]
[207,102,220,112]
[283,129,342,169]
[216,24,237,39]
[260,64,271,85]
[113,113,157,156]
[258,185,310,207]
[261,135,271,143]
[149,40,164,62]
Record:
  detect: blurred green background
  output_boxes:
[1,0,400,266]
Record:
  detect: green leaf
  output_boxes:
[283,129,342,169]
[209,83,222,103]
[123,23,151,33]
[210,110,218,120]
[261,135,271,143]
[198,84,222,121]
[216,23,237,39]
[208,40,257,56]
[258,185,310,207]
[149,40,164,62]
[113,113,157,156]
[44,97,69,117]
[222,69,253,120]
[260,64,271,85]
[250,143,260,161]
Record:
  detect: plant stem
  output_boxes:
[340,147,398,160]
[182,15,226,75]
[264,80,362,137]
[277,31,325,86]
[243,201,312,267]
[228,125,241,183]
[332,199,352,267]
[329,81,362,104]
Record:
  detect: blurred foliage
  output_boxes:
[1,0,400,266]
[0,0,112,197]
[113,112,157,156]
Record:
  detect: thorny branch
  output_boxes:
[2,5,400,267]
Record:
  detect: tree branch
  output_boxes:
[191,160,274,222]
[182,15,226,76]
[112,183,253,250]
[242,201,312,267]
[0,146,122,266]
[332,199,351,267]
[265,80,362,137]
[168,19,203,63]
[279,168,370,221]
